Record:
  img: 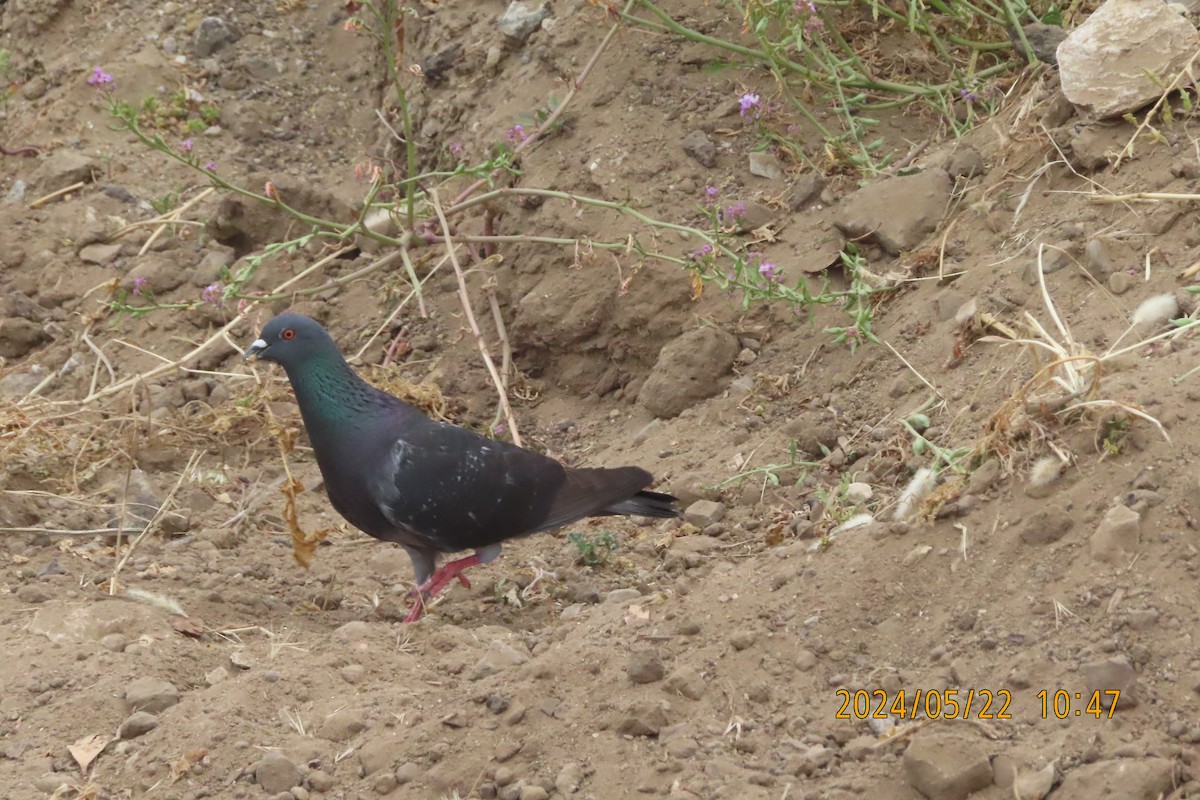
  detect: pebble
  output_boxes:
[1090,504,1141,564]
[729,630,757,651]
[316,707,367,741]
[16,584,50,604]
[205,666,228,686]
[748,151,784,180]
[499,1,550,43]
[604,588,643,605]
[118,711,158,740]
[359,736,402,776]
[844,482,873,504]
[255,751,302,794]
[555,763,585,795]
[681,130,717,168]
[395,761,419,784]
[616,701,667,736]
[1109,271,1135,294]
[903,729,993,799]
[78,243,123,265]
[664,666,705,700]
[628,652,666,684]
[341,664,366,684]
[682,499,725,528]
[1083,656,1138,708]
[469,640,530,680]
[519,786,549,800]
[123,677,179,713]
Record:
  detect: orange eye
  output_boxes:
[282,328,296,340]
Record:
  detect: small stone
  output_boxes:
[499,1,550,43]
[1013,763,1056,800]
[664,666,705,700]
[205,666,229,686]
[359,736,403,777]
[341,664,366,684]
[255,751,302,794]
[317,707,367,742]
[628,652,666,684]
[123,677,179,714]
[395,762,420,784]
[616,701,667,737]
[903,730,993,799]
[1083,656,1138,709]
[748,151,784,180]
[79,243,123,265]
[844,482,873,504]
[193,16,240,57]
[229,649,254,670]
[604,588,643,605]
[16,584,50,604]
[469,640,530,680]
[555,763,584,795]
[681,131,717,168]
[729,630,757,651]
[1091,504,1140,564]
[1018,508,1074,545]
[683,499,725,528]
[519,786,549,800]
[118,711,159,740]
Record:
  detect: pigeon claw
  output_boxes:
[402,553,483,622]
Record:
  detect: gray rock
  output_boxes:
[1109,271,1135,294]
[123,677,179,713]
[639,327,740,418]
[681,130,717,168]
[628,652,666,684]
[79,243,123,265]
[193,17,241,57]
[903,730,993,800]
[1050,758,1175,800]
[1018,508,1074,545]
[35,150,99,191]
[395,762,420,784]
[604,588,643,605]
[316,707,367,742]
[682,499,725,528]
[555,762,584,795]
[1057,0,1200,118]
[789,173,826,210]
[834,169,952,255]
[1082,655,1138,709]
[748,151,784,180]
[205,666,228,686]
[616,701,667,737]
[1011,23,1067,65]
[664,666,705,700]
[943,147,985,179]
[469,640,530,681]
[519,786,549,800]
[1013,762,1056,800]
[358,736,402,777]
[255,751,302,794]
[118,711,158,740]
[1084,237,1120,279]
[127,254,188,295]
[789,745,834,776]
[0,368,47,398]
[1090,503,1140,563]
[499,1,550,43]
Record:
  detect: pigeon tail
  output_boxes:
[602,490,679,519]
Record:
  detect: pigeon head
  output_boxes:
[243,312,338,370]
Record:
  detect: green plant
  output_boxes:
[568,530,618,566]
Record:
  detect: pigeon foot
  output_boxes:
[403,553,483,622]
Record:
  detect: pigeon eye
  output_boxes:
[281,328,296,340]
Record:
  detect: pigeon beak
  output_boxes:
[243,338,269,361]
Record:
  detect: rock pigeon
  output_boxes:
[244,312,679,621]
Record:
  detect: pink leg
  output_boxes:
[403,554,483,623]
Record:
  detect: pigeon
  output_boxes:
[244,312,679,621]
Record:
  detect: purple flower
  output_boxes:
[180,138,194,153]
[959,88,978,103]
[690,243,714,261]
[132,276,148,296]
[758,260,781,281]
[448,141,464,157]
[507,124,528,144]
[795,0,817,11]
[203,161,217,172]
[87,66,113,88]
[739,92,762,120]
[703,186,720,207]
[201,283,223,306]
[720,201,746,223]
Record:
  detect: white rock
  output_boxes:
[1057,0,1200,118]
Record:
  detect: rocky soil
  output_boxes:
[1,1,1199,800]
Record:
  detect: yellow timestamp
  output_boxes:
[834,688,1013,721]
[1037,689,1120,719]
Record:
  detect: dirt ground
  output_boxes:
[1,1,1199,799]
